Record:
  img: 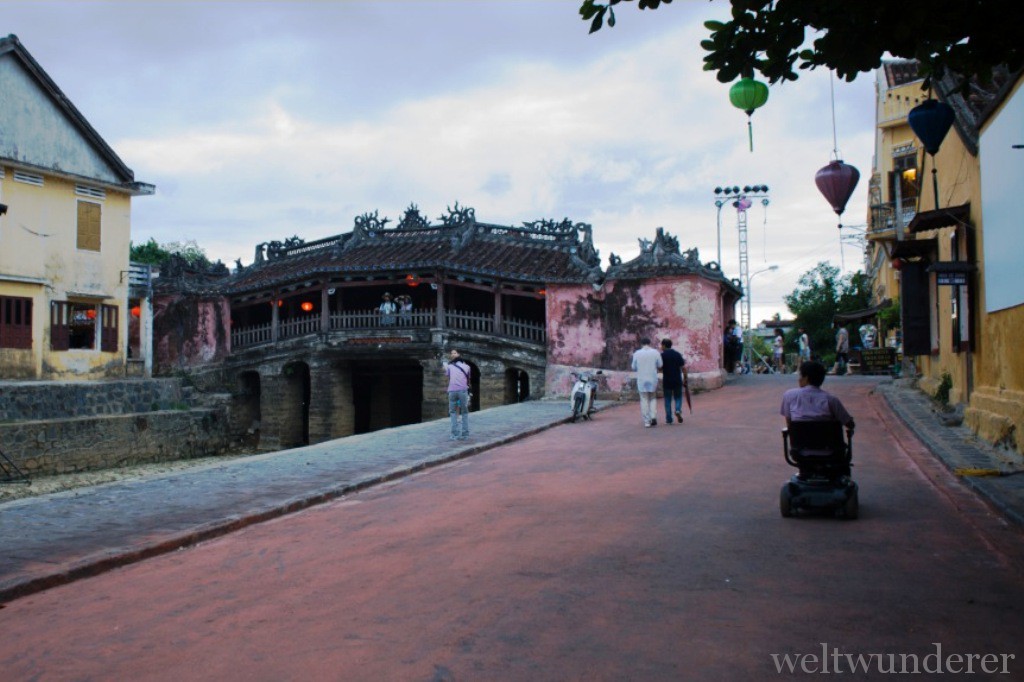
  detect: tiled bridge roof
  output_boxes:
[154,205,739,297]
[221,204,604,294]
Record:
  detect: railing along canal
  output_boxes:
[231,308,546,349]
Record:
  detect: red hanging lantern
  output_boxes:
[891,258,904,271]
[85,309,97,320]
[405,274,420,287]
[300,301,314,312]
[130,305,141,318]
[814,160,861,228]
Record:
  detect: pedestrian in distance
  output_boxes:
[631,337,662,427]
[724,320,738,373]
[660,339,688,424]
[797,327,811,363]
[773,328,786,373]
[831,322,850,375]
[733,320,746,374]
[443,349,471,441]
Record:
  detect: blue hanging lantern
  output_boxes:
[908,99,955,155]
[908,99,955,209]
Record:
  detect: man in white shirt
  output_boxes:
[631,337,663,427]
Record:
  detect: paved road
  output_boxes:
[1,376,1022,680]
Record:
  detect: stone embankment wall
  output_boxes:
[0,379,232,477]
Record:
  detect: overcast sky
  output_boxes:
[4,0,877,323]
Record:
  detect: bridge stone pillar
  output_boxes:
[308,359,355,442]
[258,372,286,451]
[421,358,448,421]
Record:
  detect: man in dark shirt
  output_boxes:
[660,338,689,424]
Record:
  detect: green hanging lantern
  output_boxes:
[729,77,769,152]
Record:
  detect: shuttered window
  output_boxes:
[50,301,70,351]
[0,296,32,349]
[101,304,118,353]
[77,201,101,251]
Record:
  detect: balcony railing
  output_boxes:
[869,200,917,234]
[231,308,546,350]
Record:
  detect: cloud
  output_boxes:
[7,1,879,321]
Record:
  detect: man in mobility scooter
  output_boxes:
[779,361,859,519]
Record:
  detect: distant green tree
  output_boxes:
[784,262,871,363]
[130,238,211,268]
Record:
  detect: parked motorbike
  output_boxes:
[569,370,602,422]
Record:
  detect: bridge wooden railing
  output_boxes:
[231,308,546,350]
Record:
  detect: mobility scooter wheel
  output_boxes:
[843,489,859,520]
[779,485,793,518]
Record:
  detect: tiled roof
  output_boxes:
[219,205,604,295]
[935,65,1022,155]
[605,227,742,295]
[884,59,923,88]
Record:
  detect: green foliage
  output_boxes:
[581,0,1021,90]
[878,298,901,333]
[579,0,670,33]
[130,238,211,268]
[784,262,872,360]
[935,372,953,406]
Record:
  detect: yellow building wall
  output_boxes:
[0,168,131,379]
[962,77,1024,452]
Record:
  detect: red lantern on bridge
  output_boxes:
[300,301,314,312]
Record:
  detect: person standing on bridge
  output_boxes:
[379,292,397,326]
[632,337,662,427]
[443,349,471,441]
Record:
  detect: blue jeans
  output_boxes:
[448,389,470,438]
[664,386,683,421]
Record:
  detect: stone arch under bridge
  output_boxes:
[221,334,545,451]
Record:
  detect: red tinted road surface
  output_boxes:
[1,377,1022,680]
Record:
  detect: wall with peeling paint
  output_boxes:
[153,294,231,371]
[546,275,731,397]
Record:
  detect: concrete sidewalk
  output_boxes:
[0,399,598,602]
[876,379,1024,527]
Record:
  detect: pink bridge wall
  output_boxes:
[546,276,730,396]
[153,294,231,373]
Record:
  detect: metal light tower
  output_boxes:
[713,184,770,334]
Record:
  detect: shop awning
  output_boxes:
[907,203,970,233]
[834,299,891,324]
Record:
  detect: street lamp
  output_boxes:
[743,264,779,371]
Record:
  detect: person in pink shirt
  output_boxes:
[443,349,472,440]
[780,361,855,430]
